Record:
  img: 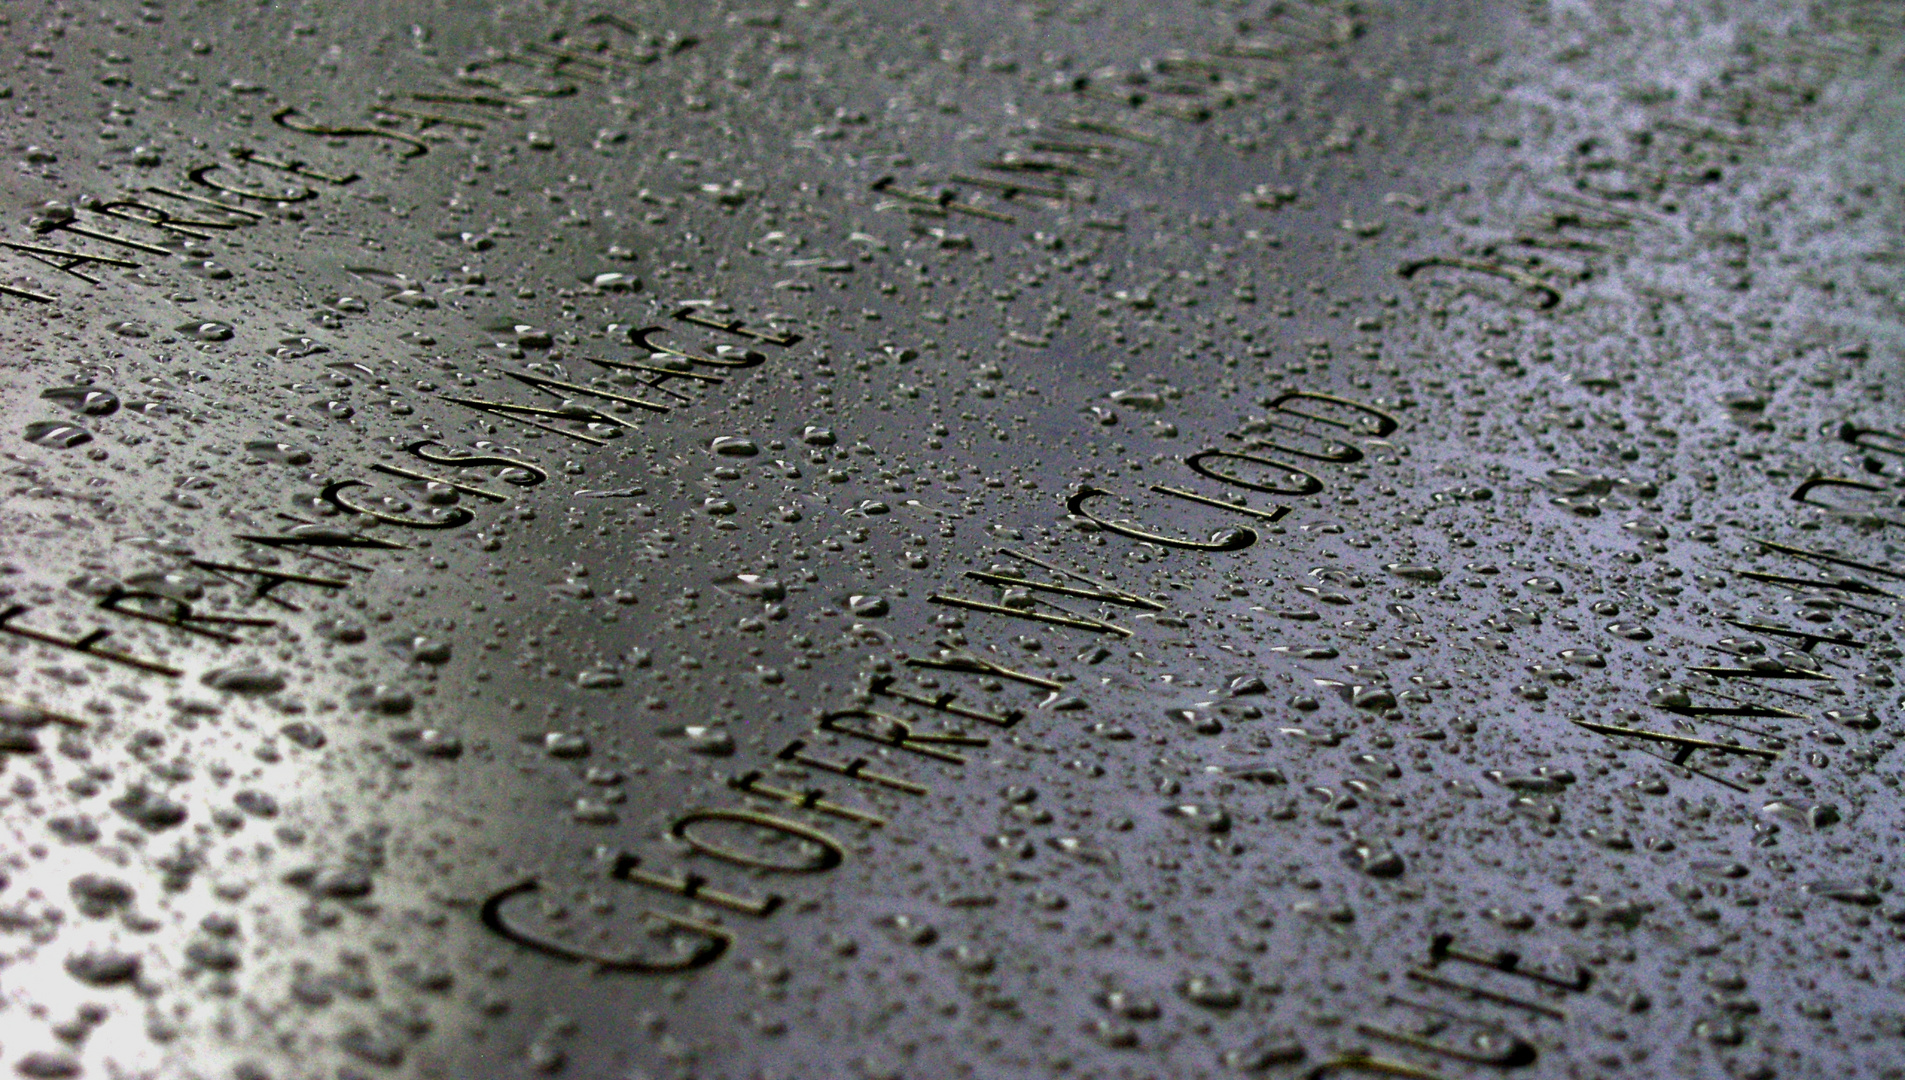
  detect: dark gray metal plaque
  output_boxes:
[1,0,1902,1077]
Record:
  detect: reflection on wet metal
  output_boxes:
[0,0,1901,1076]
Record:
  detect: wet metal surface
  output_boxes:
[1,1,1903,1077]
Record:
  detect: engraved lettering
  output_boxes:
[504,370,668,414]
[610,853,782,917]
[0,700,86,729]
[186,163,320,204]
[1185,448,1324,496]
[230,147,357,185]
[1066,485,1258,552]
[0,240,139,285]
[272,106,429,157]
[1228,424,1363,464]
[868,674,1022,729]
[1148,483,1293,522]
[1840,421,1905,458]
[670,808,846,873]
[404,440,549,486]
[95,586,276,645]
[622,327,766,368]
[1736,570,1895,600]
[596,328,762,406]
[774,738,930,796]
[1264,390,1402,438]
[965,546,1164,611]
[455,57,581,98]
[947,172,1066,201]
[585,355,724,405]
[0,605,181,677]
[1404,968,1567,1020]
[1355,997,1538,1068]
[1790,475,1895,517]
[440,395,615,446]
[927,593,1133,637]
[729,770,887,827]
[1306,1056,1453,1080]
[1656,693,1809,721]
[411,92,515,109]
[0,281,57,303]
[902,646,1065,691]
[31,212,174,257]
[371,104,487,132]
[368,463,510,504]
[1720,617,1864,653]
[672,306,802,347]
[87,198,219,239]
[479,878,730,972]
[185,559,349,613]
[140,187,267,224]
[233,523,409,552]
[1426,933,1592,992]
[1571,719,1779,792]
[321,480,476,530]
[1398,255,1562,309]
[1687,662,1832,681]
[1750,538,1905,582]
[871,176,1017,223]
[816,708,987,765]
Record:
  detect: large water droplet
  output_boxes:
[201,665,287,695]
[246,440,312,465]
[42,385,120,416]
[176,320,234,341]
[714,574,785,601]
[24,421,92,448]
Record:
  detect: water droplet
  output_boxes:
[386,635,452,665]
[1805,880,1879,906]
[1101,989,1161,1020]
[396,729,464,758]
[176,320,234,341]
[65,949,141,986]
[181,258,231,280]
[1763,800,1840,830]
[710,436,759,456]
[544,732,591,758]
[1344,842,1406,877]
[1179,975,1242,1009]
[1165,707,1223,735]
[347,684,415,715]
[1221,1037,1305,1070]
[661,725,735,756]
[714,574,785,601]
[70,874,135,917]
[24,421,92,448]
[111,784,188,830]
[28,201,77,230]
[246,440,312,465]
[549,650,616,683]
[1162,803,1231,833]
[281,722,327,749]
[201,665,287,695]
